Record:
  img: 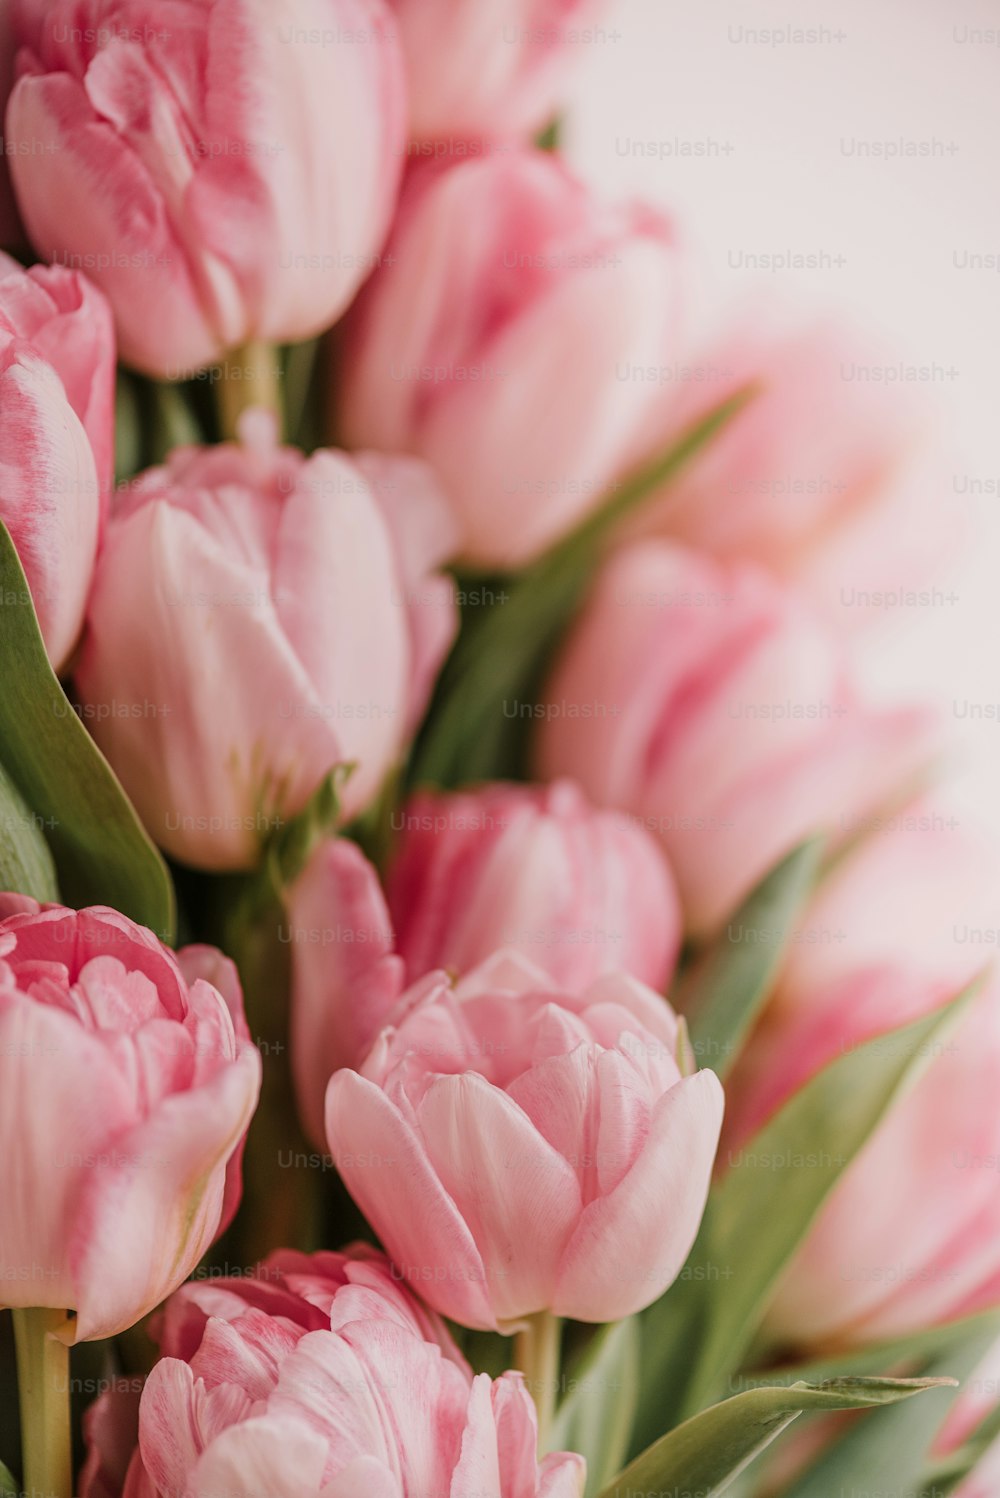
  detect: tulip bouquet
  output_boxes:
[0,3,996,1497]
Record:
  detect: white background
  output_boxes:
[565,0,1000,834]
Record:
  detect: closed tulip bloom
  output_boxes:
[8,0,406,377]
[763,972,1000,1350]
[724,798,1000,1150]
[387,0,607,142]
[0,250,114,669]
[326,952,724,1329]
[75,417,458,870]
[536,542,936,935]
[338,150,679,566]
[0,898,261,1342]
[627,311,951,628]
[80,1245,584,1498]
[388,780,680,990]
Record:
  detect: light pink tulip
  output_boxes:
[287,781,681,1146]
[7,0,406,377]
[627,309,952,629]
[762,971,1000,1350]
[326,951,724,1329]
[0,898,261,1342]
[0,250,114,669]
[535,541,937,935]
[80,1245,585,1498]
[388,780,681,989]
[714,805,1000,1350]
[75,417,458,870]
[724,797,1000,1150]
[338,150,680,566]
[387,0,608,142]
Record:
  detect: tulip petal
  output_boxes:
[70,1043,261,1339]
[553,1069,724,1321]
[417,1072,583,1323]
[325,1069,495,1328]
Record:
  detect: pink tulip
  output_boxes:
[75,416,458,870]
[0,249,113,670]
[337,150,680,566]
[0,898,261,1342]
[286,781,681,1146]
[7,0,406,377]
[762,971,1000,1350]
[724,797,1000,1149]
[326,951,724,1329]
[388,780,680,989]
[627,309,952,628]
[80,1244,585,1498]
[714,805,1000,1350]
[387,0,608,142]
[535,541,936,935]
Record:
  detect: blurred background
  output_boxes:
[566,0,1000,830]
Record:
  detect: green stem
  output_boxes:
[13,1307,72,1498]
[216,339,282,441]
[513,1310,562,1453]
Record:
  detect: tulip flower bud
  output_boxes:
[627,309,953,628]
[536,541,937,935]
[286,781,681,1146]
[326,951,724,1329]
[722,805,1000,1350]
[8,0,406,376]
[387,780,680,991]
[387,0,609,143]
[0,899,261,1341]
[75,418,458,870]
[338,149,680,566]
[0,250,113,670]
[80,1245,585,1497]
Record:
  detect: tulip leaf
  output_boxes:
[676,837,825,1078]
[782,1331,995,1498]
[602,1377,955,1498]
[0,1461,16,1498]
[632,982,978,1451]
[0,522,175,939]
[755,1306,1000,1390]
[550,1319,640,1495]
[0,759,58,902]
[408,386,756,789]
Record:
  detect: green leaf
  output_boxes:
[632,983,978,1451]
[0,1461,17,1498]
[677,838,824,1079]
[603,1377,955,1498]
[755,1307,1000,1390]
[783,1332,994,1498]
[0,759,58,901]
[549,1319,640,1496]
[0,522,175,939]
[409,387,756,789]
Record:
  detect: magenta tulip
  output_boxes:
[0,898,261,1341]
[536,541,936,935]
[0,250,114,669]
[8,0,406,376]
[337,149,679,565]
[387,0,608,142]
[75,418,458,870]
[326,952,724,1329]
[80,1245,585,1497]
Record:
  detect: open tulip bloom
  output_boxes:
[0,1,994,1495]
